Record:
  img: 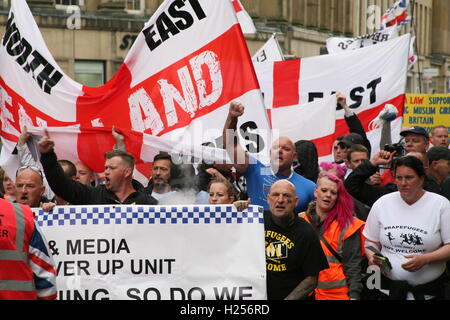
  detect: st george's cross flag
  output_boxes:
[254,34,411,161]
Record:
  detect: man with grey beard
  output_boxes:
[145,153,208,205]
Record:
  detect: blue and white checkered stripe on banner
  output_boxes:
[34,205,265,227]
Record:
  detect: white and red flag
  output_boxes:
[380,0,411,30]
[252,34,284,63]
[255,34,411,161]
[0,0,270,181]
[231,0,256,34]
[270,94,337,155]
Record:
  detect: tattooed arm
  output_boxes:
[284,276,317,300]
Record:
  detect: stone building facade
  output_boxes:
[0,0,449,93]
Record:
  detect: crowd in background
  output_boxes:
[0,93,449,300]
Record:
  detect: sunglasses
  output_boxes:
[16,166,44,181]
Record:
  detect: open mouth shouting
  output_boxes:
[104,177,111,188]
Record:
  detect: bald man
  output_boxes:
[75,161,96,186]
[223,102,316,213]
[264,180,328,300]
[430,125,449,148]
[15,167,46,208]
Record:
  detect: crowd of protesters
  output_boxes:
[0,93,449,301]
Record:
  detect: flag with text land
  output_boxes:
[0,0,270,181]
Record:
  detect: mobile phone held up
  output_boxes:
[372,253,392,271]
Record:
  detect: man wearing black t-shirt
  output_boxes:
[265,180,328,300]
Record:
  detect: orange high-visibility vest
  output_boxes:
[301,213,365,300]
[0,200,37,300]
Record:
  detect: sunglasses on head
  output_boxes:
[16,166,44,181]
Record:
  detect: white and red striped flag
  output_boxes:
[0,0,270,181]
[255,34,411,162]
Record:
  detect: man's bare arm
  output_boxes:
[284,276,317,300]
[222,101,249,173]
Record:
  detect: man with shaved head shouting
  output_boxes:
[223,101,316,213]
[15,167,46,208]
[264,180,328,300]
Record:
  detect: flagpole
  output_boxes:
[410,0,422,93]
[273,33,285,61]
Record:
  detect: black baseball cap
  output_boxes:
[400,126,429,139]
[427,146,450,164]
[338,133,365,148]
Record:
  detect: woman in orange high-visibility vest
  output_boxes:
[300,173,365,300]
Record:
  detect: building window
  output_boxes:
[75,61,105,88]
[406,74,413,93]
[55,0,83,5]
[125,0,145,14]
[55,0,84,11]
[319,46,328,55]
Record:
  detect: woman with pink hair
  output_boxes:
[319,162,347,180]
[300,173,365,300]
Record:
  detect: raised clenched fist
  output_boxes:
[229,101,245,118]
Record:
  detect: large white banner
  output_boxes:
[34,205,267,300]
[326,26,416,71]
[326,26,398,54]
[255,34,410,160]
